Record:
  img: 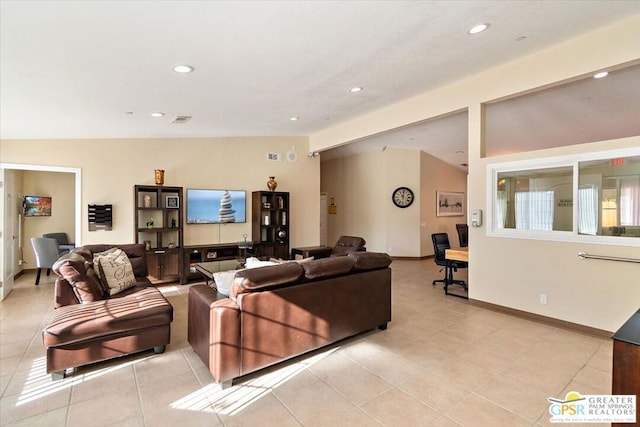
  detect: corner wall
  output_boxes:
[321,147,467,257]
[0,137,320,271]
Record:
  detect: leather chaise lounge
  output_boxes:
[42,244,174,380]
[188,251,392,387]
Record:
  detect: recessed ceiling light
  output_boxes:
[151,112,165,117]
[468,23,490,34]
[594,71,609,79]
[173,65,194,73]
[349,86,363,93]
[289,116,299,121]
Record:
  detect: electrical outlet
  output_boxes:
[539,294,548,304]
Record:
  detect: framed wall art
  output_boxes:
[436,191,464,216]
[166,196,180,208]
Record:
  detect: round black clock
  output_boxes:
[392,187,414,208]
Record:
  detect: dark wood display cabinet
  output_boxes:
[134,185,184,284]
[252,191,289,260]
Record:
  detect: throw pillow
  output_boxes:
[269,257,314,264]
[245,257,279,269]
[92,247,120,280]
[94,248,137,296]
[212,269,239,296]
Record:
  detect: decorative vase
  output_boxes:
[267,176,277,192]
[154,169,165,185]
[143,195,151,208]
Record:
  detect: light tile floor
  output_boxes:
[0,259,613,426]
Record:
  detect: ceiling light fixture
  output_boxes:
[468,23,490,34]
[151,112,165,117]
[173,65,194,73]
[349,86,363,93]
[593,71,609,79]
[289,116,299,121]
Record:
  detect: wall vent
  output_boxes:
[171,116,192,124]
[267,152,282,161]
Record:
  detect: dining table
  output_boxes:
[444,247,468,298]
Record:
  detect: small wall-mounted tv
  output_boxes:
[23,195,52,217]
[186,189,246,224]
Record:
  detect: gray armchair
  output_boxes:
[30,237,61,285]
[43,232,75,256]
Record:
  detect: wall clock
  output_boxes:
[392,187,414,208]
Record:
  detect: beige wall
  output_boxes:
[474,137,640,333]
[1,137,320,274]
[321,149,389,252]
[21,170,76,268]
[311,16,640,331]
[321,147,466,257]
[420,152,468,255]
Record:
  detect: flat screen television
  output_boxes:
[186,189,246,224]
[23,195,52,217]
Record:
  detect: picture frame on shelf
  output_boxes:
[166,196,179,208]
[436,191,464,216]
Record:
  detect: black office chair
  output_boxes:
[431,233,467,291]
[456,224,468,248]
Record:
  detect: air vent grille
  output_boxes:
[171,116,192,124]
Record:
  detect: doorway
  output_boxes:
[0,163,81,300]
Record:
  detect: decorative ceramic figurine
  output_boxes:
[267,176,277,191]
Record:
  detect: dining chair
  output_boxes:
[455,224,469,248]
[431,233,467,290]
[30,237,61,285]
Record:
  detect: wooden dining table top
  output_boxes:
[445,247,468,262]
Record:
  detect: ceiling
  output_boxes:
[1,1,639,169]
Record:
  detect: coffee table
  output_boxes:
[195,260,242,288]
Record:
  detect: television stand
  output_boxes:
[182,242,258,284]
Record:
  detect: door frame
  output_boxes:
[0,163,82,290]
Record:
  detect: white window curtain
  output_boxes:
[578,185,598,235]
[620,176,640,226]
[496,191,507,229]
[515,191,554,230]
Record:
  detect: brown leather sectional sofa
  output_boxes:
[43,244,174,380]
[188,251,392,387]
